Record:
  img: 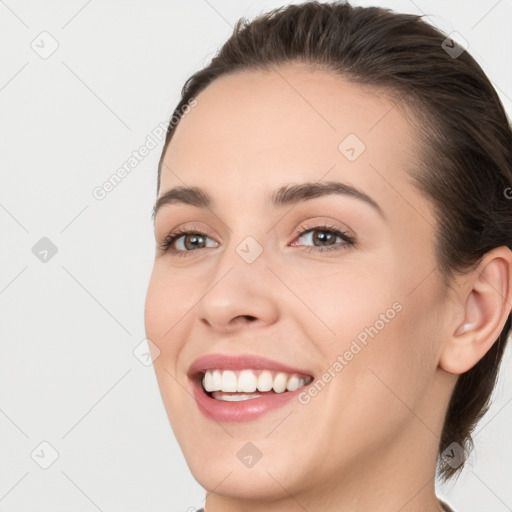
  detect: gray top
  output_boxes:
[196,500,455,511]
[440,500,456,511]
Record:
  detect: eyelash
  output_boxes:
[159,223,355,257]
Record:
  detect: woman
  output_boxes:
[144,1,512,511]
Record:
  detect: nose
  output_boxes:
[194,254,280,334]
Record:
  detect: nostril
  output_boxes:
[235,315,257,323]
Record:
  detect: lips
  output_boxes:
[187,353,315,423]
[187,353,315,379]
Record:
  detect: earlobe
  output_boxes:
[439,246,512,376]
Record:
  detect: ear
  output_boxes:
[439,246,512,375]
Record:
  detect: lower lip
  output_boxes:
[191,377,308,423]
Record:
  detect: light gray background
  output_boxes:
[1,1,511,511]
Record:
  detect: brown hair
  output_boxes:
[156,0,512,483]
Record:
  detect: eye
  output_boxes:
[159,228,218,256]
[291,223,355,253]
[159,222,355,256]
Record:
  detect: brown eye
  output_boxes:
[160,229,218,254]
[310,230,338,246]
[181,233,207,250]
[292,224,355,252]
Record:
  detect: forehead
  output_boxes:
[160,64,435,228]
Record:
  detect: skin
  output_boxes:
[144,63,512,512]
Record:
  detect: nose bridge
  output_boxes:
[194,227,279,329]
[215,210,273,276]
[209,229,271,298]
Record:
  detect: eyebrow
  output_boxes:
[152,181,385,220]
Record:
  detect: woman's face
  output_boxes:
[145,64,455,506]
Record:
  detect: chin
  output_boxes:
[191,461,300,502]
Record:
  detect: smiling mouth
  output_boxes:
[199,368,314,401]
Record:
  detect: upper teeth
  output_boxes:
[202,369,313,393]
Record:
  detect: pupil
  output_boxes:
[314,231,334,245]
[185,234,204,250]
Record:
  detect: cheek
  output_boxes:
[144,266,193,417]
[144,271,167,344]
[145,261,199,329]
[144,264,193,363]
[291,257,438,397]
[284,260,401,347]
[335,278,441,425]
